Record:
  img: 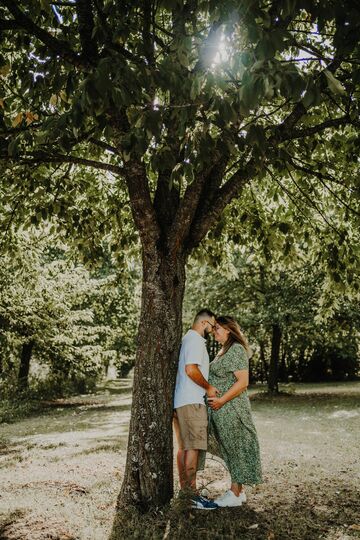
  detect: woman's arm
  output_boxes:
[208,370,248,410]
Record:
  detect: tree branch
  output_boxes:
[264,165,319,233]
[88,137,119,155]
[185,158,258,250]
[76,0,98,62]
[123,160,160,251]
[2,151,123,175]
[0,18,22,30]
[288,159,360,216]
[285,163,341,234]
[1,0,84,67]
[168,148,228,250]
[280,115,351,141]
[142,0,154,66]
[272,57,343,142]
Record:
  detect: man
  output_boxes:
[173,309,219,510]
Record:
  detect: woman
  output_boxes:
[207,316,262,507]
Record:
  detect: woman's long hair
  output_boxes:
[216,316,251,357]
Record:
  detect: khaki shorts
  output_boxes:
[173,403,208,450]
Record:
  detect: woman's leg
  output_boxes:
[230,482,244,496]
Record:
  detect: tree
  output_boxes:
[0,0,359,510]
[0,232,101,392]
[185,174,360,392]
[0,231,140,397]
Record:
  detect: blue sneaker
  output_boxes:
[191,495,218,510]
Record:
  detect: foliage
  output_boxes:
[0,0,359,258]
[0,230,140,400]
[185,186,360,383]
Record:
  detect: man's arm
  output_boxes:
[185,364,219,397]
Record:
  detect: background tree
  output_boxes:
[0,0,359,510]
[185,177,360,392]
[0,230,140,398]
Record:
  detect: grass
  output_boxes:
[0,378,131,424]
[110,483,360,540]
[0,398,47,424]
[0,381,359,540]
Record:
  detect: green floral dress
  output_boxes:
[205,342,262,485]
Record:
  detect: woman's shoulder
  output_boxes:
[230,342,247,354]
[225,342,249,369]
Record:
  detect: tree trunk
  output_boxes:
[259,340,267,383]
[18,340,34,390]
[0,318,6,376]
[279,338,288,382]
[117,247,186,510]
[268,324,281,394]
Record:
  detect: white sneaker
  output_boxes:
[214,490,246,507]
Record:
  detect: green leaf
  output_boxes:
[324,69,346,95]
[247,124,266,148]
[8,137,19,157]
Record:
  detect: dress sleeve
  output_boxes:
[224,343,249,372]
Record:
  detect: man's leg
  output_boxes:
[174,405,206,492]
[173,411,186,489]
[176,449,186,489]
[184,449,199,491]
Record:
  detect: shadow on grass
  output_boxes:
[73,440,127,457]
[0,399,131,427]
[109,481,360,540]
[0,510,26,539]
[251,391,360,407]
[96,385,132,396]
[0,377,132,425]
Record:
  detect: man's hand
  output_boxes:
[206,384,220,398]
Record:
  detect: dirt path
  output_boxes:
[1,381,360,540]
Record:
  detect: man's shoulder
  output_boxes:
[182,329,197,341]
[182,329,204,345]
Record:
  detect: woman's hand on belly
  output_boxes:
[207,395,225,410]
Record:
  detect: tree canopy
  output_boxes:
[1,0,359,255]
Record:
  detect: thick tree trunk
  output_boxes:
[18,340,34,390]
[268,324,281,394]
[117,247,186,510]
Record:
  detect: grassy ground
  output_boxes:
[0,381,359,540]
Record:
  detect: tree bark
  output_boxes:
[268,324,281,394]
[117,247,186,510]
[279,338,288,382]
[18,340,34,390]
[259,339,267,383]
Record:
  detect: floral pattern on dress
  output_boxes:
[205,342,262,485]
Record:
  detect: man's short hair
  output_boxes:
[194,309,216,324]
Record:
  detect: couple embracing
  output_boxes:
[173,309,262,510]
